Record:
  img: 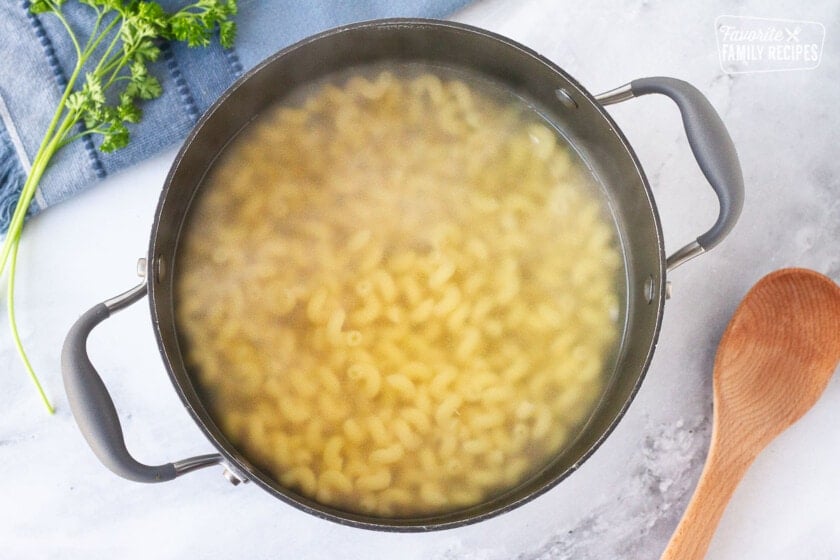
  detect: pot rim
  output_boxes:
[147,17,666,531]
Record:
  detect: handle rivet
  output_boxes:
[643,275,656,304]
[555,88,578,109]
[665,281,673,300]
[154,255,167,283]
[136,258,147,278]
[223,467,246,486]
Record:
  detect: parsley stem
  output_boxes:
[7,234,54,414]
[84,9,105,52]
[83,11,119,60]
[92,18,125,77]
[44,0,81,60]
[0,112,75,276]
[0,113,74,409]
[103,52,130,90]
[58,128,102,149]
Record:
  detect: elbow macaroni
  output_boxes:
[176,65,623,518]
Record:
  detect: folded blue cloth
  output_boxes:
[0,0,471,232]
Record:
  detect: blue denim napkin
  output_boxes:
[0,0,471,232]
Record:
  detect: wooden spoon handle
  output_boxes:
[660,442,752,560]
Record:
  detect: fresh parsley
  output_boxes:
[2,0,237,413]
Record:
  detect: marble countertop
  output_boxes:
[2,0,838,558]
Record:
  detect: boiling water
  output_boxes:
[175,62,625,518]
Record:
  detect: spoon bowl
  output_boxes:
[661,268,840,560]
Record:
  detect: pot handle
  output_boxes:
[596,77,745,271]
[61,281,223,483]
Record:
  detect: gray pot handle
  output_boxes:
[596,77,745,271]
[61,281,222,483]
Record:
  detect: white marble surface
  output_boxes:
[2,0,839,558]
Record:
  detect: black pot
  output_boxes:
[61,19,743,531]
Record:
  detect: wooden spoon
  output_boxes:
[661,268,840,560]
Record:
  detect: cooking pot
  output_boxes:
[61,19,743,531]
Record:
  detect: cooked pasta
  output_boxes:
[175,64,624,518]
